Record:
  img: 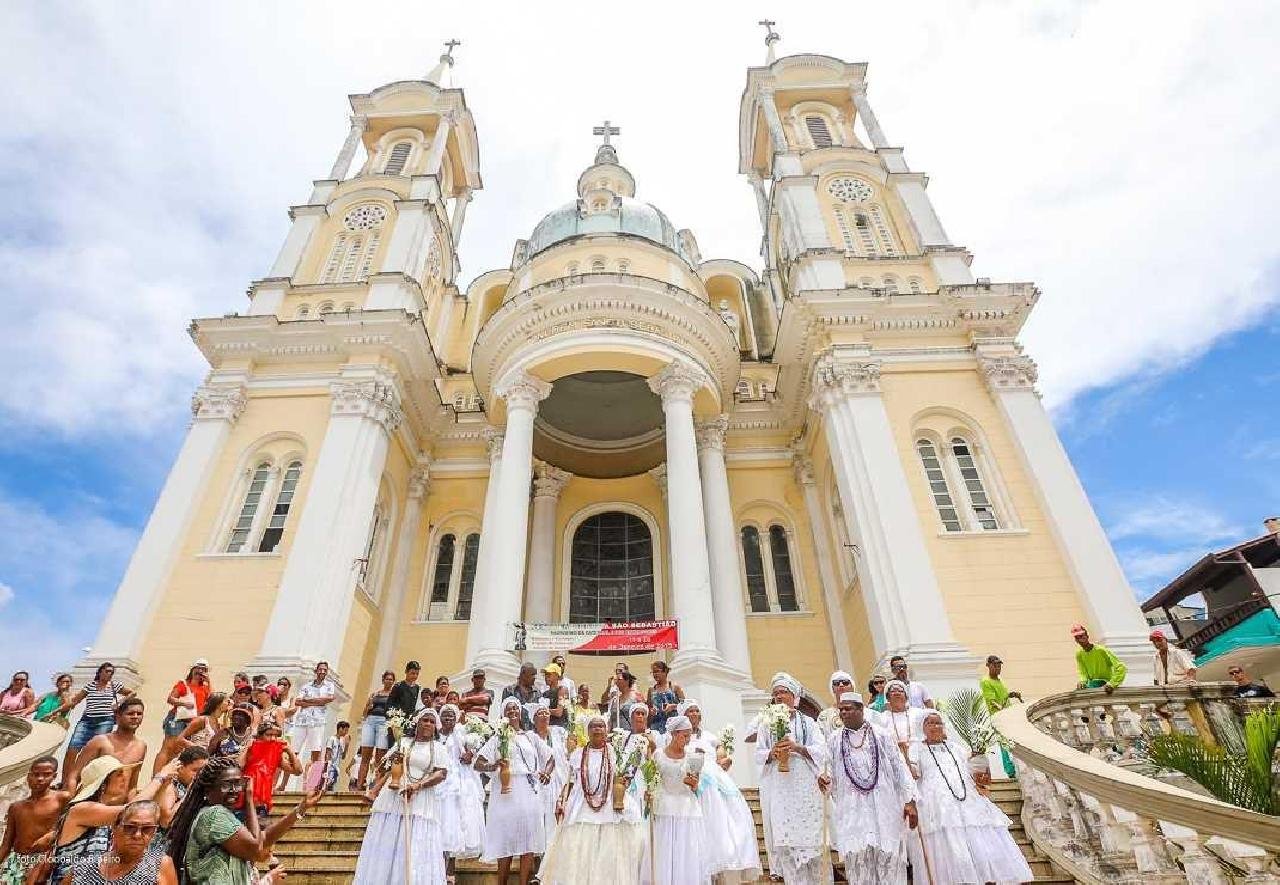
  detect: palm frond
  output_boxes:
[1146,706,1280,815]
[941,688,995,754]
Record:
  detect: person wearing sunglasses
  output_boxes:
[866,675,889,712]
[818,670,856,735]
[1228,665,1275,699]
[70,799,177,884]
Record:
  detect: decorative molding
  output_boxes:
[979,353,1039,393]
[693,414,729,452]
[648,464,668,499]
[482,427,505,462]
[808,350,882,412]
[191,385,248,423]
[647,360,707,405]
[330,378,403,433]
[494,370,552,413]
[407,464,432,500]
[791,452,817,487]
[532,461,572,499]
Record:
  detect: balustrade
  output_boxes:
[993,684,1279,883]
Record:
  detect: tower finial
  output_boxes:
[425,38,461,86]
[758,19,780,63]
[591,119,621,164]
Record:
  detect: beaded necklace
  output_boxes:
[579,745,613,812]
[925,741,967,801]
[839,724,881,793]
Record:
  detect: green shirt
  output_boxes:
[1075,644,1127,688]
[980,676,1011,713]
[186,805,253,885]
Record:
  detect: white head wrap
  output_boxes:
[586,713,608,728]
[440,703,460,721]
[677,698,700,717]
[500,696,522,716]
[829,670,853,686]
[837,691,863,705]
[770,672,801,696]
[666,715,692,733]
[529,700,551,720]
[413,708,441,730]
[884,679,909,698]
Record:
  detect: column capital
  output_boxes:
[648,463,668,499]
[191,385,248,424]
[494,370,552,414]
[694,415,729,452]
[408,463,432,500]
[791,452,817,487]
[330,378,403,433]
[979,353,1039,393]
[349,114,369,132]
[482,427,505,462]
[808,351,882,411]
[647,360,707,405]
[532,461,572,499]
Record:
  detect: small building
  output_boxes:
[1140,519,1280,684]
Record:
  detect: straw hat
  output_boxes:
[72,756,140,804]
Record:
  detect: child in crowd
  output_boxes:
[323,721,350,792]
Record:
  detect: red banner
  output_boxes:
[507,620,680,653]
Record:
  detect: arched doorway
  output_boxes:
[568,511,655,623]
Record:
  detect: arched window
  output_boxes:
[590,256,607,273]
[360,498,390,599]
[740,526,769,613]
[869,205,899,256]
[455,533,480,620]
[569,512,654,623]
[383,141,412,175]
[908,277,923,295]
[768,526,799,612]
[320,204,387,284]
[854,213,878,256]
[318,301,335,314]
[950,437,1000,530]
[916,439,963,532]
[428,534,456,607]
[833,209,857,252]
[257,460,302,553]
[805,115,833,148]
[882,276,900,295]
[226,462,271,553]
[565,261,579,276]
[295,304,311,319]
[616,258,630,274]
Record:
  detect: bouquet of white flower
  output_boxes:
[463,713,494,751]
[761,703,794,771]
[719,723,736,758]
[386,708,408,743]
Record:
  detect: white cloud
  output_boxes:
[0,1,1277,435]
[0,582,13,608]
[1108,496,1246,546]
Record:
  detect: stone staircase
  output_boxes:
[273,778,1075,883]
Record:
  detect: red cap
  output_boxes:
[1069,623,1088,637]
[1149,629,1167,641]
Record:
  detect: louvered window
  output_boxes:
[917,439,963,532]
[951,438,999,530]
[834,209,857,252]
[870,205,898,256]
[257,461,302,553]
[855,214,878,256]
[226,463,271,552]
[383,142,412,175]
[805,115,833,148]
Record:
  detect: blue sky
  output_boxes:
[1,2,1278,682]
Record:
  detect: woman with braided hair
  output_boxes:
[165,755,322,884]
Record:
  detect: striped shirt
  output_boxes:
[83,681,124,718]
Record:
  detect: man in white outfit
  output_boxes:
[755,672,832,885]
[827,692,918,884]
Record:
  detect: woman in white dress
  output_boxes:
[542,714,647,884]
[475,696,553,885]
[653,716,712,885]
[871,680,926,764]
[353,709,450,885]
[681,700,761,884]
[528,701,569,844]
[438,704,483,861]
[906,712,1033,885]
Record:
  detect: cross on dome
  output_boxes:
[759,19,781,62]
[592,120,620,147]
[443,38,461,60]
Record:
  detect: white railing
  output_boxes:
[992,685,1279,883]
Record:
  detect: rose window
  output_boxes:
[342,204,388,231]
[827,177,874,204]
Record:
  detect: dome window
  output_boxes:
[805,115,833,148]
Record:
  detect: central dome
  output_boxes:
[527,196,690,260]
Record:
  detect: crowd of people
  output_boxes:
[0,626,1274,884]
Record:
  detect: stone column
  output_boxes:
[747,173,770,227]
[758,88,789,153]
[464,371,551,684]
[328,115,368,181]
[694,416,752,675]
[249,370,402,691]
[978,351,1153,679]
[850,85,889,149]
[793,452,855,676]
[809,349,978,695]
[373,463,430,675]
[526,462,571,625]
[426,113,454,175]
[82,384,247,683]
[450,188,472,246]
[466,429,504,633]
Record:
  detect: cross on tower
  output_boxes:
[592,120,620,147]
[443,38,461,60]
[758,19,780,44]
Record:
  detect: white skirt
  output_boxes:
[541,820,647,884]
[698,774,761,879]
[907,822,1034,884]
[653,814,711,885]
[481,773,546,861]
[352,810,445,885]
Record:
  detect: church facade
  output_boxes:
[81,44,1153,747]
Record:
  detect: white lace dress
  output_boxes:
[533,726,570,845]
[906,740,1033,884]
[755,711,833,885]
[478,730,551,861]
[352,739,447,884]
[440,728,484,858]
[540,745,647,885]
[687,731,760,882]
[650,748,711,884]
[826,723,917,885]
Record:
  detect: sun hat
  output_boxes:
[72,756,140,804]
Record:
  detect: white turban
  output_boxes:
[667,715,692,733]
[884,679,909,697]
[771,672,801,696]
[500,696,522,715]
[413,708,441,729]
[838,691,863,705]
[440,703,460,720]
[829,670,853,686]
[677,699,700,717]
[586,713,608,728]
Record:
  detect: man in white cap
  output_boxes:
[755,672,832,884]
[818,670,856,736]
[827,692,918,884]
